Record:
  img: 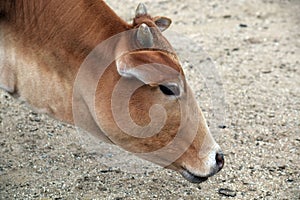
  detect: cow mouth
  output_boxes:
[181,169,209,183]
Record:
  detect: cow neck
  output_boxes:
[2,0,132,64]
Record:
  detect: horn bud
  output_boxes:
[137,23,153,48]
[135,3,147,17]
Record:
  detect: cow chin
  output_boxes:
[180,169,209,183]
[165,164,210,184]
[166,146,224,184]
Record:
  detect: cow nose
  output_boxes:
[215,151,224,171]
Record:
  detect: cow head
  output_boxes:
[93,3,224,183]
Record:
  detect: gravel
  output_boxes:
[1,0,299,199]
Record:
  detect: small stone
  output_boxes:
[286,178,293,182]
[30,127,39,132]
[218,125,227,129]
[261,69,272,74]
[239,23,248,28]
[256,136,263,141]
[223,15,231,18]
[278,165,286,170]
[218,188,237,197]
[244,37,262,44]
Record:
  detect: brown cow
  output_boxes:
[0,0,224,183]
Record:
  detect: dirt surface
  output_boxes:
[1,0,299,199]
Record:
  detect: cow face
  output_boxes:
[94,3,224,183]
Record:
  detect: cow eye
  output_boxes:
[159,84,180,96]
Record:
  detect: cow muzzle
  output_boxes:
[180,150,224,183]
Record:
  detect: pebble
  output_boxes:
[239,23,248,28]
[218,188,237,197]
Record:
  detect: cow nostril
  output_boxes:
[215,152,224,171]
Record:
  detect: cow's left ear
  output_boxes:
[116,58,164,85]
[116,55,180,85]
[153,16,172,32]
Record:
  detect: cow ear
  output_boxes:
[116,58,158,85]
[153,16,172,32]
[116,56,179,85]
[116,58,136,78]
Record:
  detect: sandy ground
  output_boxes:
[1,0,300,199]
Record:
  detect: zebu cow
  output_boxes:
[0,0,224,183]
